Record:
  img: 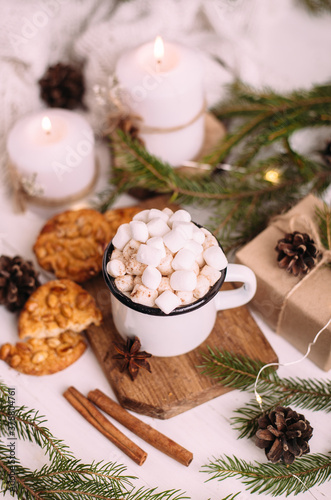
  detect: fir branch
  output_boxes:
[220,494,241,500]
[200,348,278,392]
[0,403,74,463]
[201,350,331,441]
[201,349,331,410]
[0,380,188,500]
[202,452,331,496]
[210,82,331,166]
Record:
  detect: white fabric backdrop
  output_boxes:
[1,0,331,184]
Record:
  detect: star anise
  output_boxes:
[112,336,152,381]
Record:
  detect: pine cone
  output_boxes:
[255,406,313,464]
[0,255,41,312]
[39,63,85,109]
[275,231,317,276]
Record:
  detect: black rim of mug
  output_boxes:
[102,224,227,317]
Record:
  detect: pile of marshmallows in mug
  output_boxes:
[107,208,228,314]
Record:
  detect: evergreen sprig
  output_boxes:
[101,82,331,251]
[200,349,331,439]
[0,381,188,500]
[209,82,331,167]
[202,452,331,496]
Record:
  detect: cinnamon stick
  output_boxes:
[63,386,147,466]
[88,389,193,467]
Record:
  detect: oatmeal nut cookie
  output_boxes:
[0,331,86,375]
[33,208,111,282]
[18,279,102,340]
[104,206,141,239]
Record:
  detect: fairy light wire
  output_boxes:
[254,317,331,410]
[253,319,331,499]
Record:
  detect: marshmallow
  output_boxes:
[172,221,194,240]
[147,217,170,238]
[201,228,218,249]
[112,223,131,251]
[126,256,146,276]
[123,239,141,260]
[107,259,126,277]
[136,244,163,267]
[170,270,197,292]
[200,265,222,286]
[162,207,174,217]
[148,208,169,222]
[168,209,191,226]
[147,236,166,258]
[115,275,134,292]
[157,248,174,275]
[142,266,162,290]
[203,246,228,270]
[129,221,149,243]
[111,248,125,261]
[193,261,200,276]
[131,284,158,307]
[155,290,181,314]
[157,276,173,294]
[171,248,196,271]
[192,225,205,245]
[195,252,205,267]
[163,229,186,254]
[176,290,194,305]
[133,275,143,286]
[183,239,203,256]
[132,209,150,222]
[193,275,210,299]
[109,207,226,314]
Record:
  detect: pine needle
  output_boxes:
[202,453,331,496]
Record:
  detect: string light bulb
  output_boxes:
[264,169,281,184]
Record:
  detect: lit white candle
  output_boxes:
[7,109,95,199]
[115,37,205,166]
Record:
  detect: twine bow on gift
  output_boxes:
[271,209,331,337]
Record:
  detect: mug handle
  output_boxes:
[215,263,257,311]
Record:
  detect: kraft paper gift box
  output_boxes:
[235,194,331,371]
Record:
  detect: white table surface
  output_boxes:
[0,143,330,500]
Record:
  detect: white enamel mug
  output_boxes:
[102,238,256,357]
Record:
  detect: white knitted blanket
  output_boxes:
[1,0,331,185]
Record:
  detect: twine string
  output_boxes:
[270,211,331,336]
[95,77,206,136]
[254,317,331,410]
[290,473,319,499]
[8,160,99,213]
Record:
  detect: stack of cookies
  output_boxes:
[1,206,140,375]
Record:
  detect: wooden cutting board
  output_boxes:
[84,193,278,419]
[85,277,278,419]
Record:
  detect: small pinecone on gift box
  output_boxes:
[255,406,313,464]
[275,231,317,276]
[0,255,41,312]
[39,63,85,109]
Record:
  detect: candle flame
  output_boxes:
[41,116,52,135]
[154,36,164,63]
